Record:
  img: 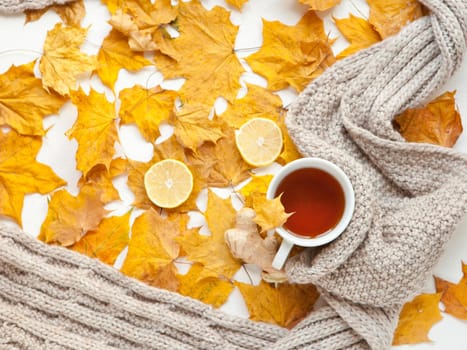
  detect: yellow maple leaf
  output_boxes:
[154,136,186,162]
[221,84,286,129]
[435,262,467,320]
[155,0,244,104]
[252,194,293,232]
[67,89,118,176]
[71,212,130,265]
[40,186,107,246]
[97,29,152,89]
[178,263,234,308]
[78,158,127,203]
[101,0,122,14]
[127,157,160,209]
[171,104,225,151]
[0,131,65,225]
[178,190,241,279]
[119,85,177,142]
[394,91,463,147]
[186,127,251,187]
[121,209,184,291]
[0,62,66,136]
[367,0,423,39]
[109,0,177,51]
[335,15,381,59]
[225,0,248,10]
[246,12,335,92]
[25,0,85,26]
[40,23,97,96]
[299,0,341,11]
[393,293,443,345]
[240,175,273,204]
[236,281,319,328]
[277,119,303,164]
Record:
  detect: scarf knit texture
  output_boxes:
[0,0,467,349]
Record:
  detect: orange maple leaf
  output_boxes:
[393,293,443,345]
[71,212,130,265]
[435,262,467,320]
[394,91,463,147]
[236,280,319,328]
[367,0,423,39]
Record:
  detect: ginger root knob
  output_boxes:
[225,207,287,281]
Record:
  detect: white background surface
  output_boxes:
[0,0,466,348]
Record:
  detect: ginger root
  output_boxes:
[225,207,287,283]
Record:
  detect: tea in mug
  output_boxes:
[275,168,345,238]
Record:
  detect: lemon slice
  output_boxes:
[144,159,194,208]
[235,118,283,167]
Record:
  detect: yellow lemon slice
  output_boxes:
[235,118,283,167]
[144,159,193,208]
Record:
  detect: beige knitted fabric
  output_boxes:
[1,0,467,349]
[0,0,73,13]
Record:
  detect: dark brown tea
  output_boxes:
[275,168,345,238]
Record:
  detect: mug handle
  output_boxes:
[272,239,294,270]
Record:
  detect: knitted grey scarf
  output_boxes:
[1,0,466,349]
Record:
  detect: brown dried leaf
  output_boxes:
[109,0,177,51]
[186,127,251,187]
[25,0,85,26]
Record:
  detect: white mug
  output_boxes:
[267,157,355,270]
